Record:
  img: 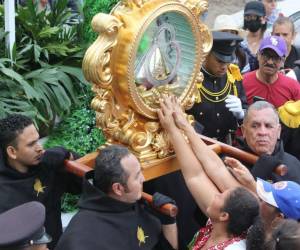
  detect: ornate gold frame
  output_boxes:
[83,0,212,163]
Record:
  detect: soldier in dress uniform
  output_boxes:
[187,31,248,144]
[0,201,51,250]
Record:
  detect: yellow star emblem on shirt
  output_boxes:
[34,178,46,196]
[137,226,148,246]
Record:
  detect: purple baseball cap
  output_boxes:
[259,35,287,58]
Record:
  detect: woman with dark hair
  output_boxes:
[265,219,300,250]
[240,1,268,71]
[188,187,263,250]
[158,96,264,250]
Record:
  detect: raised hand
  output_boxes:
[157,95,177,132]
[224,157,256,192]
[171,96,190,131]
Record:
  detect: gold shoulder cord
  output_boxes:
[195,64,242,103]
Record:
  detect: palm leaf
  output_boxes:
[57,65,88,84]
[55,71,78,103]
[0,67,41,100]
[38,26,60,38]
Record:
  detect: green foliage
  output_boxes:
[61,193,80,213]
[0,1,88,130]
[0,27,39,120]
[0,5,5,57]
[83,0,119,43]
[44,88,105,156]
[44,88,106,213]
[16,0,86,66]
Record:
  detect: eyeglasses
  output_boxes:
[260,50,282,63]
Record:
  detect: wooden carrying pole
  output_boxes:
[71,135,287,181]
[199,134,287,176]
[64,160,178,217]
[64,134,286,217]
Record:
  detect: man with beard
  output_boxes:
[241,1,268,72]
[55,145,178,250]
[243,35,300,108]
[0,114,82,249]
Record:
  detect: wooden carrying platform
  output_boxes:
[73,134,285,181]
[64,134,286,217]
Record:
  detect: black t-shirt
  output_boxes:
[56,174,174,250]
[285,45,300,69]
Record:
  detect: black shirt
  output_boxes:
[285,45,300,69]
[56,172,173,250]
[0,147,81,249]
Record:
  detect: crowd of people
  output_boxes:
[0,0,300,250]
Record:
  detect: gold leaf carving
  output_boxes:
[86,0,211,164]
[91,86,119,132]
[199,23,213,55]
[181,0,208,16]
[196,71,204,83]
[83,13,122,88]
[125,120,155,152]
[120,0,145,9]
[152,131,172,158]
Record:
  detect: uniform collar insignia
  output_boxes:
[137,226,148,246]
[34,178,46,196]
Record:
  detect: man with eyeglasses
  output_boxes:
[243,35,300,108]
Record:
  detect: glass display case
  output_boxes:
[83,0,212,162]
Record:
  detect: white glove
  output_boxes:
[225,95,244,119]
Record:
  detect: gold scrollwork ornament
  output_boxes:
[83,13,122,87]
[83,0,212,163]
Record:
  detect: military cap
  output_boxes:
[0,202,52,249]
[211,31,243,63]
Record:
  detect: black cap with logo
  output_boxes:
[0,201,52,249]
[211,31,243,63]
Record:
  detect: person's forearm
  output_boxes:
[182,126,240,191]
[246,179,257,194]
[185,127,224,169]
[165,126,219,213]
[166,126,204,179]
[162,224,178,250]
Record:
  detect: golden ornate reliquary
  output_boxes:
[82,0,212,173]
